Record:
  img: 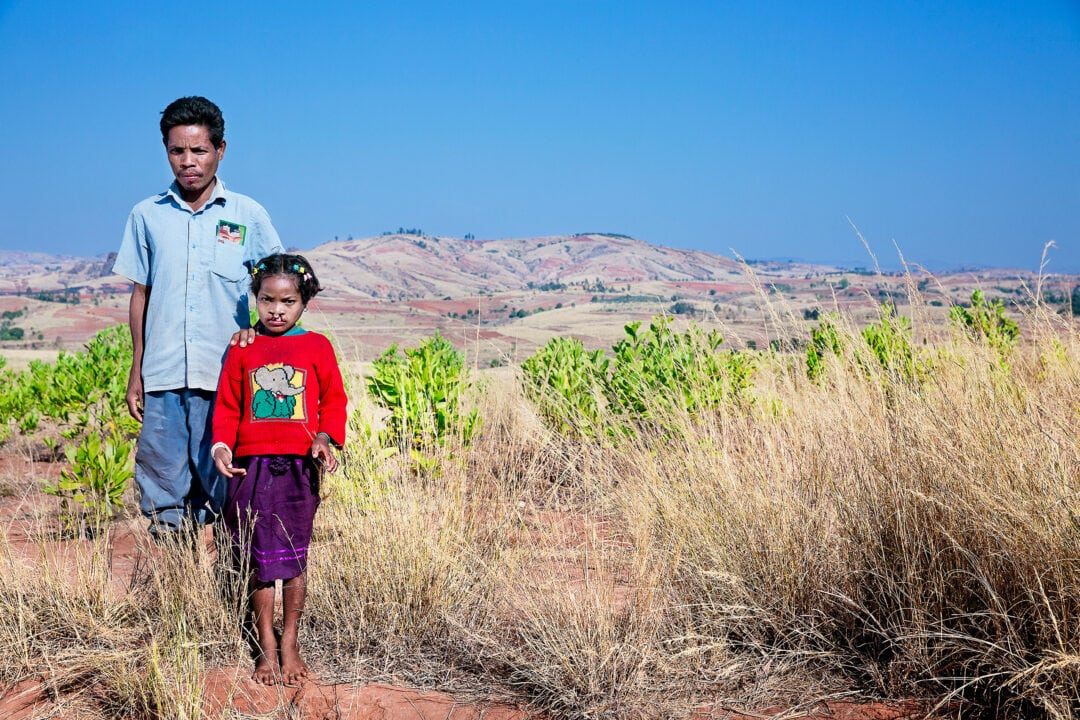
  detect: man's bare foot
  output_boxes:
[279,641,310,685]
[252,631,281,685]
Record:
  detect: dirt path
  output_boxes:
[0,673,531,720]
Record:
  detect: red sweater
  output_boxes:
[212,329,347,458]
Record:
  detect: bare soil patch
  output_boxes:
[0,447,942,720]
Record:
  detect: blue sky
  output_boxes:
[1,1,1078,272]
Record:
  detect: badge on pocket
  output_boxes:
[217,220,247,245]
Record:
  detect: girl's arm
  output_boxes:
[315,339,349,447]
[211,345,245,468]
[309,337,348,473]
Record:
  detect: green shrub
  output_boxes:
[0,325,135,435]
[862,305,919,383]
[366,334,480,470]
[607,317,753,422]
[950,290,1020,357]
[0,326,138,535]
[521,336,608,439]
[805,316,843,381]
[521,316,755,439]
[43,423,134,537]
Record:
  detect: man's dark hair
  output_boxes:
[160,96,225,147]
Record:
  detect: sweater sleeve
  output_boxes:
[212,345,245,448]
[315,336,348,446]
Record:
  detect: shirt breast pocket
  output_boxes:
[212,238,249,282]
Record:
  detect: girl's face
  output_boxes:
[255,274,305,335]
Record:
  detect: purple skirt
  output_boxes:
[224,455,320,583]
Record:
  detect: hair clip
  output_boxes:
[251,267,259,275]
[303,273,313,282]
[292,264,306,274]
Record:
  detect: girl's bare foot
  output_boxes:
[252,631,281,685]
[249,582,280,685]
[279,640,310,685]
[280,574,310,685]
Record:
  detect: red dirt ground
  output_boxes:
[0,451,938,720]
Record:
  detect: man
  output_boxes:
[113,96,283,538]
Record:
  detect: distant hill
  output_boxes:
[0,234,788,296]
[0,251,97,267]
[303,233,824,299]
[0,251,119,295]
[1,234,1074,361]
[0,234,1059,298]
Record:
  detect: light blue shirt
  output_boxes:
[113,180,284,392]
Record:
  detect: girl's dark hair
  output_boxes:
[160,96,225,147]
[250,253,323,303]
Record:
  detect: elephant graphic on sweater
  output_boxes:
[251,364,306,420]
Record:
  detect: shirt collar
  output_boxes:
[163,178,229,209]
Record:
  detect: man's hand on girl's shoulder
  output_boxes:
[229,327,258,348]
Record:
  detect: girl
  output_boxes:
[210,253,347,686]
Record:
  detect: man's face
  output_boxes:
[165,125,225,199]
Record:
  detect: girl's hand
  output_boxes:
[311,435,338,473]
[212,444,246,478]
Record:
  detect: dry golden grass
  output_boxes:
[0,294,1077,719]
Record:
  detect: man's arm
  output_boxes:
[126,282,149,422]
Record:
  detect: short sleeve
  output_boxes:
[246,205,284,269]
[112,210,150,285]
